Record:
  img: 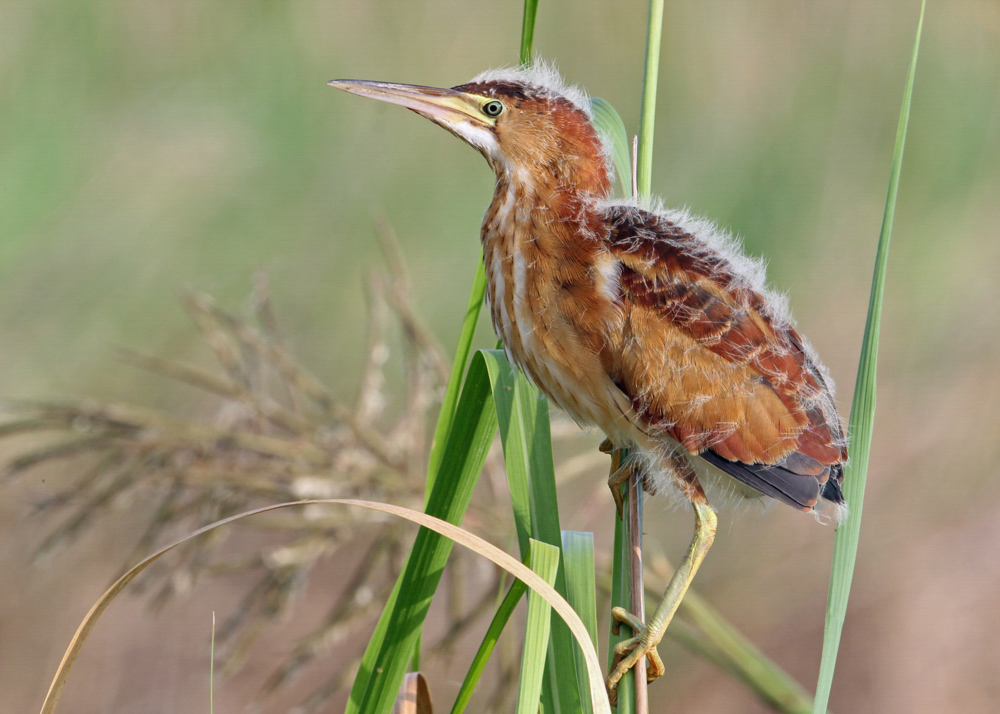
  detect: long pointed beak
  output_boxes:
[327,79,490,127]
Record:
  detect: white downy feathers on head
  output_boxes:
[470,60,592,114]
[467,61,619,191]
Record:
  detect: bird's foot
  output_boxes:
[606,607,665,704]
[606,448,654,520]
[607,457,633,521]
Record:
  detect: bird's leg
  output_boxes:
[606,463,717,703]
[604,443,633,520]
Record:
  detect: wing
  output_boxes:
[602,204,847,510]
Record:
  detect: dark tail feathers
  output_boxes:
[699,450,844,511]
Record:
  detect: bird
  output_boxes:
[329,62,848,702]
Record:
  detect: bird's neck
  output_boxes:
[483,159,611,255]
[480,161,611,351]
[479,161,618,419]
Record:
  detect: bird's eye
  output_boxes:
[482,100,504,118]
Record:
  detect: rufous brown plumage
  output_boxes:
[330,62,847,700]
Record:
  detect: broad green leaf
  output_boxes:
[589,97,632,198]
[346,576,406,711]
[481,349,582,714]
[516,540,561,714]
[480,350,562,551]
[347,353,498,714]
[561,532,597,648]
[813,2,925,712]
[562,531,598,714]
[480,350,534,549]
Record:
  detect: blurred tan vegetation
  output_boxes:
[2,1,998,713]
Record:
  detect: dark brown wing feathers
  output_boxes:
[604,205,846,508]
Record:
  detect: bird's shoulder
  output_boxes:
[599,201,791,360]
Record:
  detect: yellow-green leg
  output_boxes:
[605,498,718,702]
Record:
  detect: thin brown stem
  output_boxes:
[628,470,648,714]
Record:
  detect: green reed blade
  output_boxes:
[346,354,498,714]
[812,2,925,712]
[515,540,561,714]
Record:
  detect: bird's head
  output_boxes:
[329,65,612,197]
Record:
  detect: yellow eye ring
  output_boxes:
[482,100,504,118]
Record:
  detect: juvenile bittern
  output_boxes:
[330,64,847,700]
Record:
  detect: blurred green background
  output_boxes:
[2,1,999,712]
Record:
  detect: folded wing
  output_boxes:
[602,205,847,510]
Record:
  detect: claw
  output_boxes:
[607,453,632,521]
[609,605,644,635]
[605,609,666,705]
